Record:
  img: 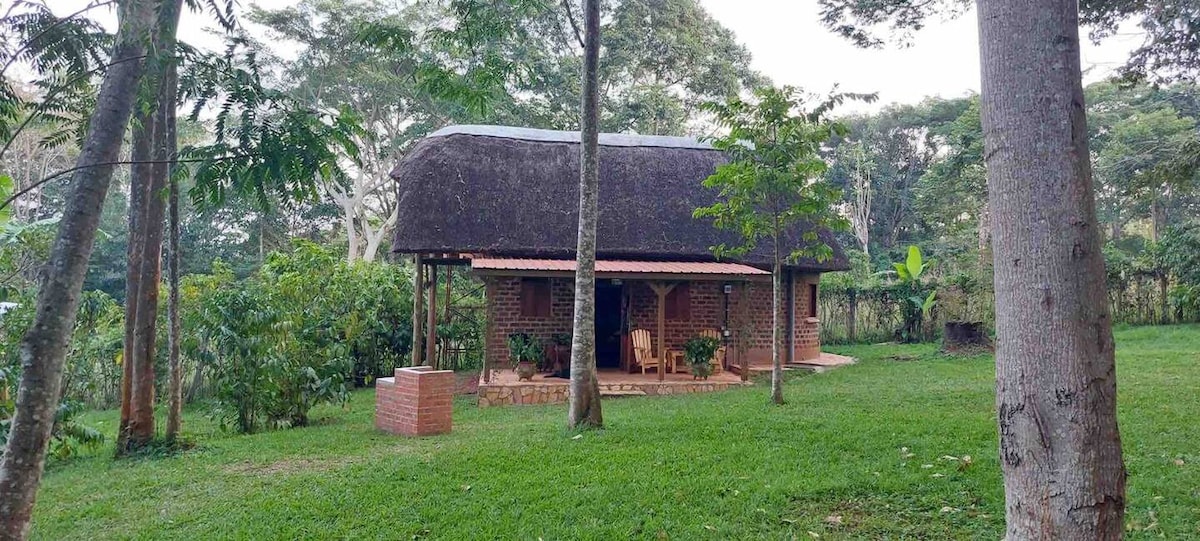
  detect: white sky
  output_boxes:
[48,0,1146,112]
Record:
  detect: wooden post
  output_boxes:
[443,266,453,323]
[483,279,494,383]
[411,254,424,367]
[426,262,437,368]
[648,281,676,382]
[739,283,750,382]
[847,287,857,343]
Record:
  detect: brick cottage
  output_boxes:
[389,125,850,406]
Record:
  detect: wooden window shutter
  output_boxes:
[520,278,552,318]
[666,283,691,320]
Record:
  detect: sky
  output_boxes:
[51,0,1145,112]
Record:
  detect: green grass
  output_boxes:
[30,325,1200,539]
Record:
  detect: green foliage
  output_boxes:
[176,39,365,213]
[506,332,543,367]
[888,245,935,342]
[0,398,103,461]
[682,335,720,367]
[892,245,932,282]
[694,86,851,264]
[188,242,422,432]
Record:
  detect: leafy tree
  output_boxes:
[0,0,159,534]
[568,0,603,430]
[695,86,850,405]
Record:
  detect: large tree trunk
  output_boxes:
[567,0,603,430]
[770,233,784,405]
[0,1,158,536]
[977,0,1126,538]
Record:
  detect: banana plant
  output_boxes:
[893,245,934,283]
[890,245,937,342]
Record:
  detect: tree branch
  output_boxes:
[560,0,586,50]
[0,154,255,213]
[0,0,117,78]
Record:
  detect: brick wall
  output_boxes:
[375,366,453,436]
[626,281,724,353]
[482,272,824,372]
[484,277,574,371]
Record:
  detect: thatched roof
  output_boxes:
[389,125,849,272]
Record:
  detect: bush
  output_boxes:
[188,241,428,433]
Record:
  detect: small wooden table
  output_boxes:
[668,350,687,374]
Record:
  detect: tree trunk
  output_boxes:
[567,0,603,430]
[119,0,184,453]
[770,233,784,405]
[344,207,359,263]
[0,1,157,536]
[164,35,183,441]
[977,0,1126,538]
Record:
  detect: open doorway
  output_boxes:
[595,280,624,368]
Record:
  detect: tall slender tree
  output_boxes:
[0,0,158,535]
[118,0,184,453]
[567,0,603,429]
[695,87,847,405]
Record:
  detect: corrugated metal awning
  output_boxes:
[470,258,770,278]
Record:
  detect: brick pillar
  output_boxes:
[375,366,454,436]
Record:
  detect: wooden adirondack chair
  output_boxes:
[700,329,726,375]
[631,328,668,374]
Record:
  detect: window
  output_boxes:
[520,278,552,318]
[665,283,691,320]
[808,283,818,318]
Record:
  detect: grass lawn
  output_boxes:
[30,325,1200,539]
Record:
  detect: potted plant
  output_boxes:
[507,332,543,381]
[549,332,571,372]
[683,335,722,381]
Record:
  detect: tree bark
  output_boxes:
[163,26,183,441]
[977,0,1126,538]
[567,0,603,430]
[0,0,157,536]
[770,232,784,405]
[119,0,184,453]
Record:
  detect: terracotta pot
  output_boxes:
[515,361,537,381]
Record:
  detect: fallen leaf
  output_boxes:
[461,485,471,492]
[704,525,716,531]
[807,531,821,539]
[921,464,934,469]
[572,434,583,440]
[931,473,945,478]
[824,515,843,525]
[939,455,959,461]
[1173,458,1185,466]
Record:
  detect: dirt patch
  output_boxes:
[224,456,360,476]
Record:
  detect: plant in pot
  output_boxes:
[507,332,543,381]
[683,336,722,381]
[550,332,571,373]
